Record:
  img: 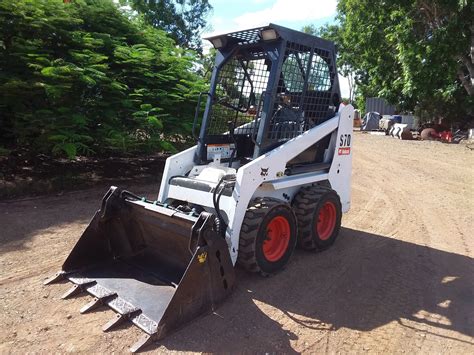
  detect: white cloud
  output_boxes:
[234,0,337,29]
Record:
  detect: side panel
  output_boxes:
[328,105,354,212]
[158,146,197,202]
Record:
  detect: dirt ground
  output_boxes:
[1,132,473,353]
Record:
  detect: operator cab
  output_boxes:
[194,24,342,171]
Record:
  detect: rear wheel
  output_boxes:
[238,198,297,275]
[293,186,342,250]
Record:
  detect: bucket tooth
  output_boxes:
[80,297,101,313]
[102,313,127,332]
[44,271,66,285]
[61,284,82,299]
[80,283,117,313]
[130,334,155,353]
[101,295,143,332]
[80,294,116,314]
[61,281,95,299]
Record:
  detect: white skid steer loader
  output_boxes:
[45,24,354,352]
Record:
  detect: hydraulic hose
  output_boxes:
[212,174,236,236]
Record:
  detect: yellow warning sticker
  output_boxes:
[197,252,207,263]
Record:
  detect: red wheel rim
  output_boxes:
[263,216,291,261]
[316,201,337,241]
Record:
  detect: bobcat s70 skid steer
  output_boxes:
[45,24,354,352]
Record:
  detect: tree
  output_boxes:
[333,0,473,121]
[119,0,212,52]
[0,0,206,158]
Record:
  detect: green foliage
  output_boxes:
[309,0,473,122]
[198,47,216,82]
[0,0,207,158]
[119,0,212,52]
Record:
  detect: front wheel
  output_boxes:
[238,198,297,275]
[293,186,342,250]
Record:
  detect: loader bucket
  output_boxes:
[45,187,235,352]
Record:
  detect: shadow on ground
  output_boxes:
[147,227,474,352]
[0,155,166,199]
[0,184,157,254]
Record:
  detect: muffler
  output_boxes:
[45,187,235,352]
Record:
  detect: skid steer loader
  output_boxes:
[45,24,354,352]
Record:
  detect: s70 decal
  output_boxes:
[338,134,351,155]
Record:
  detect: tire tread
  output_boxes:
[293,185,341,250]
[237,198,293,275]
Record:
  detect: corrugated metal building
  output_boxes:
[366,97,395,115]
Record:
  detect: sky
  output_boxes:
[203,0,337,37]
[202,0,350,97]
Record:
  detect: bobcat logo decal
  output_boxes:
[260,167,269,177]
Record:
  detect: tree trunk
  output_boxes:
[457,24,474,96]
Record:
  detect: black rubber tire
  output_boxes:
[292,185,342,251]
[237,198,297,276]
